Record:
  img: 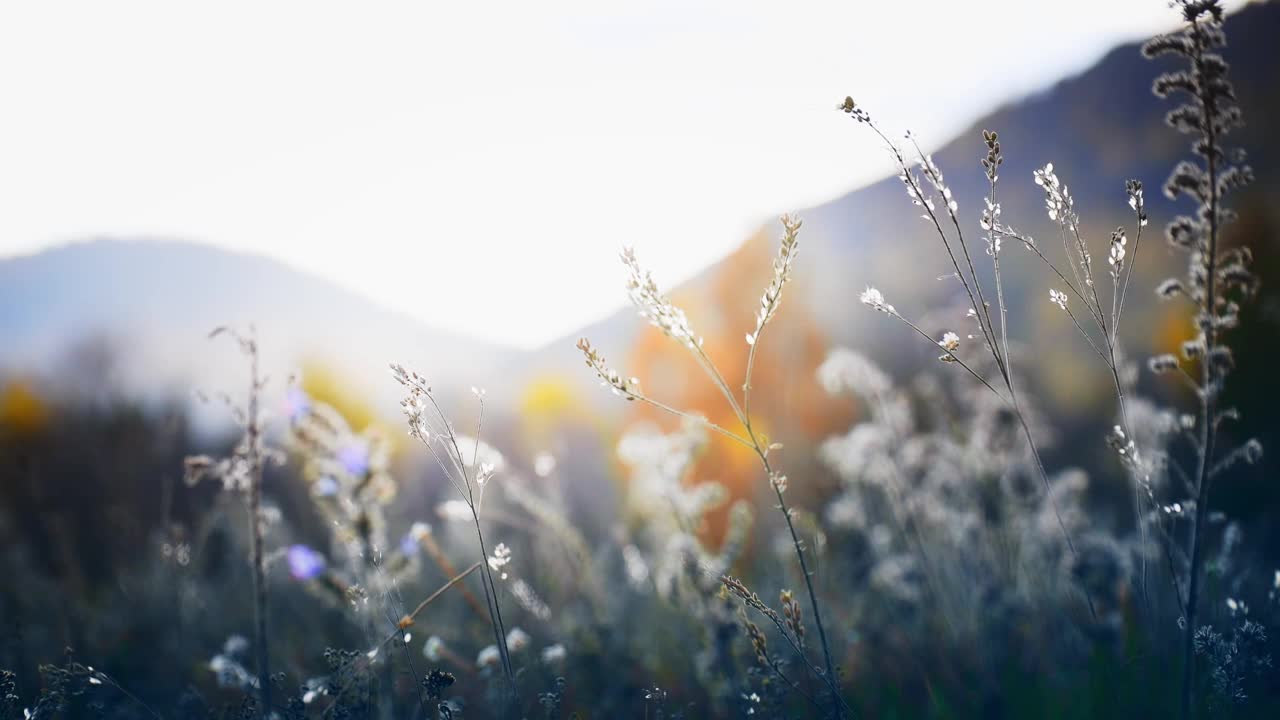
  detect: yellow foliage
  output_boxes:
[0,380,50,435]
[520,374,583,422]
[298,361,379,434]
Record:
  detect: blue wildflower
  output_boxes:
[284,387,312,423]
[314,475,340,497]
[337,443,370,477]
[286,545,326,580]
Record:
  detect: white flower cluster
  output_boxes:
[1049,289,1069,310]
[917,153,958,214]
[937,331,960,363]
[900,169,934,215]
[488,542,512,579]
[860,287,896,315]
[389,363,433,440]
[1033,163,1078,231]
[1108,228,1128,280]
[817,348,892,398]
[981,199,1003,255]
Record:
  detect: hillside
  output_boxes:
[0,238,515,413]
[524,0,1280,407]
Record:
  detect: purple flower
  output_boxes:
[337,443,370,477]
[284,387,312,423]
[286,545,326,580]
[314,475,340,497]
[400,533,419,556]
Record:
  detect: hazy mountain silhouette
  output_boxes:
[0,238,513,411]
[525,0,1280,400]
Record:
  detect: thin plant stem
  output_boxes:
[385,561,483,647]
[724,317,845,716]
[243,335,272,720]
[1181,18,1221,718]
[868,123,1004,377]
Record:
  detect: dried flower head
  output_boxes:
[837,95,871,123]
[860,287,896,315]
[621,247,700,348]
[476,645,501,669]
[1033,163,1078,231]
[1149,354,1180,374]
[504,628,530,653]
[577,338,640,399]
[1108,227,1128,279]
[1049,289,1069,310]
[747,215,802,346]
[937,331,960,363]
[1126,179,1148,227]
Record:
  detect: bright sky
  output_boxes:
[0,0,1244,349]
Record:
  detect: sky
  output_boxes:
[0,0,1248,349]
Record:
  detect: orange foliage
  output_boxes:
[623,226,852,542]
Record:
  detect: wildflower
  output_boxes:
[1126,178,1148,227]
[511,578,552,620]
[488,542,512,579]
[1156,278,1185,299]
[505,628,530,653]
[902,174,931,214]
[982,129,1003,181]
[860,287,896,315]
[817,348,891,398]
[1149,354,1180,374]
[917,154,957,213]
[744,618,769,666]
[748,215,802,346]
[1243,438,1263,464]
[620,247,700,348]
[981,199,1002,252]
[622,544,650,587]
[577,338,640,399]
[541,644,567,665]
[436,500,472,522]
[337,443,369,478]
[286,545,326,581]
[533,452,556,478]
[422,669,455,701]
[313,475,339,497]
[1049,289,1068,310]
[400,522,430,555]
[1033,163,1077,230]
[1108,227,1127,279]
[937,331,960,363]
[423,636,445,662]
[837,95,871,123]
[780,590,805,647]
[224,635,250,656]
[1181,337,1205,360]
[476,645,501,669]
[284,386,312,423]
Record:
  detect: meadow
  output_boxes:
[1,2,1278,718]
